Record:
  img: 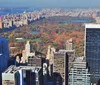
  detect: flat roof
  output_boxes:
[3,65,41,74]
[59,49,75,52]
[85,24,100,28]
[74,57,86,62]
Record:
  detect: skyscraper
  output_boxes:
[69,57,91,85]
[66,38,73,50]
[22,11,28,25]
[46,45,56,76]
[59,50,75,71]
[52,38,75,85]
[0,17,4,29]
[28,56,43,67]
[2,65,43,85]
[85,24,100,84]
[0,38,9,85]
[53,51,68,85]
[22,41,35,63]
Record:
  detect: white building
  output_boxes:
[2,65,42,85]
[22,41,35,63]
[66,38,73,50]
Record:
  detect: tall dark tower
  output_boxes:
[0,38,9,85]
[85,24,100,85]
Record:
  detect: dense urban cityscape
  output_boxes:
[1,3,100,85]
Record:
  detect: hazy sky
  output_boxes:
[1,0,100,8]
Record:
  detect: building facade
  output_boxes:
[28,56,43,67]
[66,38,73,50]
[59,50,75,71]
[46,45,56,76]
[0,38,9,85]
[53,51,68,85]
[22,41,35,63]
[0,17,4,29]
[85,24,100,84]
[2,65,43,85]
[69,57,90,85]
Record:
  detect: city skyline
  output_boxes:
[1,0,100,8]
[0,0,100,84]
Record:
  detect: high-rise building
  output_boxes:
[2,65,43,85]
[9,20,14,27]
[59,50,75,71]
[22,41,35,63]
[85,24,100,84]
[43,63,48,85]
[0,17,4,29]
[2,66,19,85]
[53,51,68,85]
[53,38,75,85]
[46,45,56,76]
[0,38,9,85]
[66,38,73,50]
[22,11,28,25]
[28,56,43,67]
[64,38,75,70]
[69,57,91,85]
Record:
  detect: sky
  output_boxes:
[1,0,100,8]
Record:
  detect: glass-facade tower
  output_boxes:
[85,24,100,84]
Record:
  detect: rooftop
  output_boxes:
[85,24,100,28]
[59,49,75,52]
[75,56,86,62]
[3,65,41,74]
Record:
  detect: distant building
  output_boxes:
[0,38,9,85]
[16,56,20,63]
[3,20,14,28]
[22,41,35,63]
[52,38,75,85]
[95,12,100,23]
[69,57,91,85]
[46,45,56,76]
[2,65,43,85]
[85,24,100,84]
[64,38,75,70]
[9,20,14,27]
[15,55,21,66]
[0,17,4,29]
[28,56,43,67]
[59,50,75,71]
[53,51,68,85]
[95,17,100,24]
[27,55,45,85]
[22,11,28,25]
[66,38,73,50]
